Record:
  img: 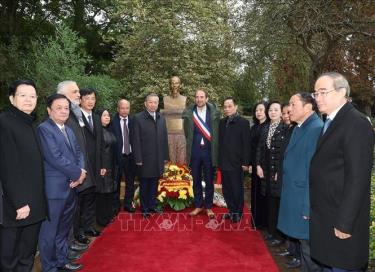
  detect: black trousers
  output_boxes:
[0,222,41,272]
[96,192,114,227]
[73,187,96,237]
[250,168,267,228]
[139,177,159,212]
[221,169,244,216]
[300,239,323,272]
[287,236,301,259]
[113,153,136,211]
[267,194,282,239]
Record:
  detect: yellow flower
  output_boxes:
[157,191,167,202]
[188,186,194,197]
[169,165,179,171]
[178,189,188,200]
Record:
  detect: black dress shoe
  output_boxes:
[285,258,301,269]
[58,262,83,271]
[264,234,274,241]
[112,208,120,217]
[142,212,151,218]
[231,214,242,223]
[84,228,101,237]
[222,213,232,220]
[277,249,291,257]
[149,207,163,214]
[74,234,90,245]
[124,206,136,213]
[69,242,88,252]
[270,239,283,247]
[67,251,81,261]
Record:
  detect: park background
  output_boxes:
[0,0,374,267]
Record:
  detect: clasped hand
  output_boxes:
[16,205,30,220]
[70,169,87,188]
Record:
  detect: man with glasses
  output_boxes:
[310,72,374,272]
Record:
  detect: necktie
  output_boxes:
[122,118,130,155]
[61,127,71,148]
[322,118,332,134]
[87,114,93,131]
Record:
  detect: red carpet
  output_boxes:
[79,207,278,272]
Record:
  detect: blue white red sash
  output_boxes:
[192,109,211,142]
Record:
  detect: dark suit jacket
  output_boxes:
[0,105,47,227]
[218,115,251,171]
[132,110,169,178]
[310,102,374,270]
[38,118,84,200]
[81,111,103,188]
[65,111,95,192]
[110,113,134,163]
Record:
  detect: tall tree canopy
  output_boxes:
[0,0,373,115]
[109,0,238,109]
[240,0,375,113]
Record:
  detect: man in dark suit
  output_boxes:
[56,81,94,248]
[38,94,86,272]
[132,93,169,218]
[218,97,250,223]
[76,88,103,239]
[0,79,47,272]
[111,99,136,214]
[310,72,374,272]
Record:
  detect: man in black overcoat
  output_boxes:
[132,93,169,218]
[0,79,47,271]
[310,72,374,271]
[218,97,250,223]
[77,88,104,238]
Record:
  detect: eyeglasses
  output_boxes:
[15,94,38,100]
[311,89,335,99]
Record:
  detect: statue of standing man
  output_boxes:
[162,76,187,164]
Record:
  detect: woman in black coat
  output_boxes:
[96,109,118,227]
[249,101,268,228]
[256,101,288,245]
[0,79,47,271]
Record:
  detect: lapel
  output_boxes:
[65,126,76,153]
[127,116,132,130]
[315,102,352,153]
[285,113,318,154]
[142,110,157,123]
[47,118,72,151]
[114,114,122,143]
[81,111,95,136]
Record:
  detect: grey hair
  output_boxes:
[56,80,77,94]
[145,92,159,102]
[317,72,350,97]
[117,99,130,107]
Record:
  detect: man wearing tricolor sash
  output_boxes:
[182,89,220,219]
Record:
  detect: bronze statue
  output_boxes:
[162,76,187,164]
